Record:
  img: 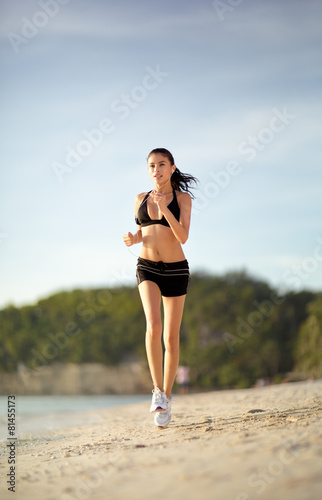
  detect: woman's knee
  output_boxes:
[146,318,162,339]
[164,332,180,353]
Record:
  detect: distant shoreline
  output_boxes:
[0,360,313,397]
[0,361,151,396]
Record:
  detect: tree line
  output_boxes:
[0,271,321,389]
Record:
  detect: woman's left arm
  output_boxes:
[155,191,191,244]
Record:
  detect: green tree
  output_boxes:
[0,272,318,390]
[295,296,322,379]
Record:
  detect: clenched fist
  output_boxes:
[123,232,136,247]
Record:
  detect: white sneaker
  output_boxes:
[150,387,167,413]
[154,396,172,427]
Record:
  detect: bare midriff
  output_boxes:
[140,225,186,262]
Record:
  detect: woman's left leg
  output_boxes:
[162,294,186,398]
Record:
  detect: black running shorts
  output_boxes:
[136,257,190,297]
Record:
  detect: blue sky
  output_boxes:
[1,0,321,308]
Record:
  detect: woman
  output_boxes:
[123,148,197,428]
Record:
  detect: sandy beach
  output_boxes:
[1,380,321,500]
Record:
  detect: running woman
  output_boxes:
[123,148,198,427]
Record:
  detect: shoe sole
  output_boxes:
[154,419,171,428]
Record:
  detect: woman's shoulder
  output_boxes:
[135,192,148,203]
[176,190,191,203]
[135,192,148,212]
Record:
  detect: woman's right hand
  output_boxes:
[123,232,135,247]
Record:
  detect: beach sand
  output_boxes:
[1,380,321,500]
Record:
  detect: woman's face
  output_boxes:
[147,153,174,188]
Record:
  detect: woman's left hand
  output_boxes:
[151,191,168,212]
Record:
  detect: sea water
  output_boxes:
[0,394,150,444]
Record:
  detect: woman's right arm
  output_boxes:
[123,194,144,247]
[123,228,142,246]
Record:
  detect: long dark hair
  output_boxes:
[147,148,199,198]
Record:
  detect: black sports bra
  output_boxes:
[135,189,180,228]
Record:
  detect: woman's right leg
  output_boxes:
[138,280,163,391]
